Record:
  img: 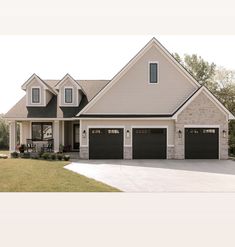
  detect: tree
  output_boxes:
[0,114,9,149]
[173,53,235,155]
[173,53,218,93]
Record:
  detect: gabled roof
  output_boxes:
[55,73,81,89]
[172,86,235,120]
[4,79,109,119]
[77,37,201,116]
[21,74,57,95]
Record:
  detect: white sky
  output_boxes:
[1,35,235,114]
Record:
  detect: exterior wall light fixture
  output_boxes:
[82,130,86,138]
[222,130,226,138]
[126,130,130,138]
[178,130,182,138]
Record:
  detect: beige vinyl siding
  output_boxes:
[80,119,175,147]
[59,77,81,106]
[26,78,45,106]
[45,90,53,105]
[86,46,196,114]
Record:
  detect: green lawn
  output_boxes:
[0,158,120,192]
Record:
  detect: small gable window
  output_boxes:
[32,88,40,103]
[65,88,73,103]
[149,62,158,83]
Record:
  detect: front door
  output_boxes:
[73,124,80,150]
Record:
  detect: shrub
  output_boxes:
[22,152,30,159]
[57,154,63,161]
[64,155,70,161]
[18,144,26,153]
[51,153,56,160]
[38,150,44,158]
[42,152,50,160]
[11,151,19,158]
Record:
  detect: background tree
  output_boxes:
[0,114,9,150]
[173,53,218,93]
[173,53,235,155]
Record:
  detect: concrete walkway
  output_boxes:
[64,159,235,192]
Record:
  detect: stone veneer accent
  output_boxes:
[167,146,174,159]
[174,91,228,159]
[124,146,132,159]
[80,146,89,159]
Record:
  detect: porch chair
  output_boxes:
[26,139,36,152]
[42,139,54,153]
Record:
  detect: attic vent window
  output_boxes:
[149,62,158,83]
[65,88,73,103]
[32,88,40,103]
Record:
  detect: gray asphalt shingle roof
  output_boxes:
[5,79,109,119]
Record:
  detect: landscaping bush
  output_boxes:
[41,152,50,160]
[57,154,63,161]
[11,152,19,158]
[21,152,30,159]
[38,150,44,158]
[51,153,56,160]
[18,144,26,153]
[63,155,70,161]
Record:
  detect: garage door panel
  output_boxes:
[185,128,219,159]
[89,128,123,159]
[133,128,167,159]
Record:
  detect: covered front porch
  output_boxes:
[8,120,80,154]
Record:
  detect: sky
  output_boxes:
[1,35,235,114]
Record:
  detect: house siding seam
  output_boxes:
[174,92,228,160]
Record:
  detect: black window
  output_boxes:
[65,88,73,103]
[32,122,53,141]
[149,63,158,83]
[32,88,40,103]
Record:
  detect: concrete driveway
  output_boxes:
[64,159,235,192]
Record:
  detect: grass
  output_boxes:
[0,150,9,155]
[0,157,120,192]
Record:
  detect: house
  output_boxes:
[4,38,235,159]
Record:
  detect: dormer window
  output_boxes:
[65,88,73,103]
[149,62,158,83]
[32,88,40,103]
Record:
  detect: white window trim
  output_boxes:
[31,86,41,105]
[148,61,159,84]
[64,87,73,104]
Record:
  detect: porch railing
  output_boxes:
[26,139,54,153]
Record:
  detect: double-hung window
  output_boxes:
[32,88,40,103]
[65,88,73,103]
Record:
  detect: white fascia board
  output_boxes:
[55,73,81,90]
[77,38,200,116]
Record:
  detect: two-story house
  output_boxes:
[5,38,235,159]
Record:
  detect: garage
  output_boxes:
[132,128,167,159]
[185,128,219,159]
[89,128,123,159]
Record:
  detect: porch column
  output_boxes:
[61,121,64,146]
[19,122,23,144]
[9,120,17,152]
[53,120,60,152]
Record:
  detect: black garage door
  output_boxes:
[89,128,123,159]
[185,128,219,159]
[133,128,167,159]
